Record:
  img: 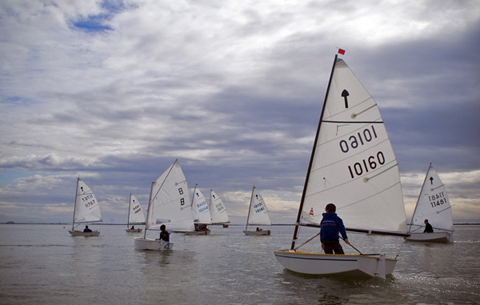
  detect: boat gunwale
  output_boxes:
[273,250,398,262]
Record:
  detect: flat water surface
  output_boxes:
[0,224,479,304]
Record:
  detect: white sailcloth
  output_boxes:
[145,160,194,232]
[209,189,230,224]
[300,58,407,235]
[191,186,211,224]
[246,186,272,226]
[409,164,453,233]
[74,178,102,223]
[128,194,145,225]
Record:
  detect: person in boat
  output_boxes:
[424,219,434,233]
[83,225,92,232]
[256,227,262,232]
[131,225,135,230]
[320,203,350,254]
[159,224,169,242]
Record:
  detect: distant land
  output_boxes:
[2,222,479,225]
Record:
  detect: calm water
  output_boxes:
[0,224,479,304]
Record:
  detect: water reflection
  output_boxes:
[139,250,196,304]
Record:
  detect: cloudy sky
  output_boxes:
[1,0,479,225]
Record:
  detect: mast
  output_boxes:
[127,193,132,228]
[143,182,156,238]
[290,54,338,250]
[72,177,80,231]
[245,185,255,231]
[408,163,431,233]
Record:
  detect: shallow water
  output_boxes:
[0,224,479,304]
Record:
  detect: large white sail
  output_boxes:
[145,160,194,232]
[191,186,211,224]
[410,164,453,232]
[209,189,230,224]
[74,178,102,223]
[247,186,272,226]
[128,194,145,225]
[300,58,407,234]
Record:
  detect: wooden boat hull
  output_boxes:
[69,230,100,236]
[405,232,453,243]
[125,228,143,233]
[273,250,396,278]
[243,230,271,236]
[134,238,173,250]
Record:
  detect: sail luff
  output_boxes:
[127,193,132,228]
[144,181,156,237]
[290,54,338,250]
[409,163,431,232]
[72,178,80,230]
[245,185,255,231]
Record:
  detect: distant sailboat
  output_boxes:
[243,186,271,235]
[69,178,102,236]
[186,185,211,235]
[273,53,409,279]
[405,164,454,242]
[125,194,145,233]
[209,189,230,226]
[134,160,194,250]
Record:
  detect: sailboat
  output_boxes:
[243,186,272,235]
[134,160,194,250]
[125,194,145,233]
[273,52,409,279]
[209,189,230,226]
[69,178,102,236]
[405,164,454,242]
[186,185,211,235]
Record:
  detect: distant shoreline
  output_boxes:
[1,222,479,226]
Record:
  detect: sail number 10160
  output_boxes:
[348,152,385,178]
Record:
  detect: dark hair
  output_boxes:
[325,203,336,213]
[160,224,166,231]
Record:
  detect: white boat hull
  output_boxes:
[134,237,173,250]
[405,232,453,243]
[273,250,396,278]
[69,230,100,236]
[243,230,271,236]
[125,228,143,233]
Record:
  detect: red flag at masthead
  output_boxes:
[338,48,346,55]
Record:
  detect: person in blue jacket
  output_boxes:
[320,203,350,254]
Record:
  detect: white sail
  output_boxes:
[246,186,272,226]
[301,58,407,234]
[191,186,211,224]
[128,194,146,225]
[409,164,453,232]
[74,178,102,223]
[145,160,194,232]
[209,189,230,224]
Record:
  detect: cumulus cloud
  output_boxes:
[1,0,479,223]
